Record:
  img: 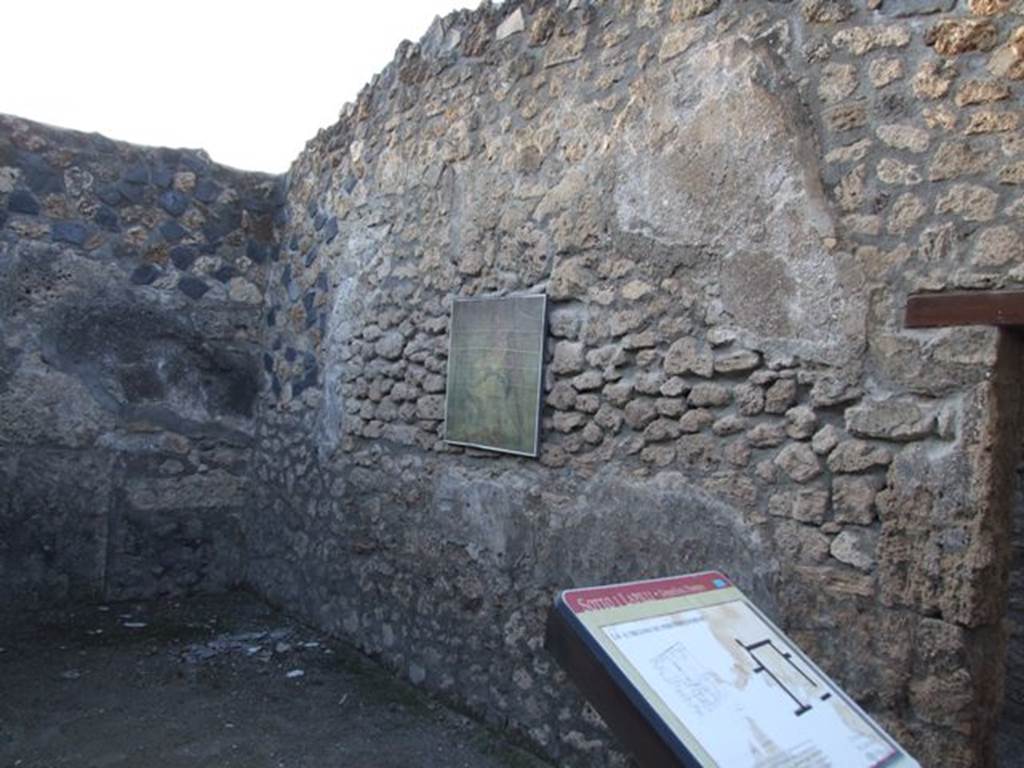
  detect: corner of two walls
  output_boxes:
[2,0,1023,765]
[249,0,1024,766]
[0,114,284,610]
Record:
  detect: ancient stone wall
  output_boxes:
[247,1,1024,766]
[1001,426,1024,758]
[2,0,1021,765]
[0,115,283,609]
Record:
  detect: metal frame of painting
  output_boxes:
[443,294,547,457]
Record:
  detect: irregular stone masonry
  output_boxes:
[1006,434,1024,757]
[0,114,283,605]
[248,1,1024,765]
[3,0,1024,766]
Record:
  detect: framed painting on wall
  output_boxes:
[444,294,547,457]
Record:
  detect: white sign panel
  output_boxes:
[558,572,918,768]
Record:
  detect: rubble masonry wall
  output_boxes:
[0,115,283,608]
[2,1,1023,765]
[247,1,1024,765]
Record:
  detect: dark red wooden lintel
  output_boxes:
[905,290,1024,329]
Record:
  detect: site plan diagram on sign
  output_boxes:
[603,600,897,768]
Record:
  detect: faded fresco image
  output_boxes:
[444,295,546,456]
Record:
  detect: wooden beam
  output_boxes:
[905,291,1024,329]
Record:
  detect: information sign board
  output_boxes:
[547,572,919,768]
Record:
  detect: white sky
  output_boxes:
[1,1,473,173]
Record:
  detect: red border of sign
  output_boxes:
[562,570,731,614]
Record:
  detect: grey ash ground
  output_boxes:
[0,592,551,768]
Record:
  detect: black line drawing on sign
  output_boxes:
[735,638,831,717]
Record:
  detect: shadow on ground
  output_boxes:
[0,591,552,768]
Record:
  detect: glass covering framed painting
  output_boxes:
[444,294,547,457]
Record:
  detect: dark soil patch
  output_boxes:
[0,591,551,768]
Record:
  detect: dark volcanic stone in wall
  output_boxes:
[7,189,40,215]
[0,113,284,610]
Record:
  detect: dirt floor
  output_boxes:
[0,591,551,768]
